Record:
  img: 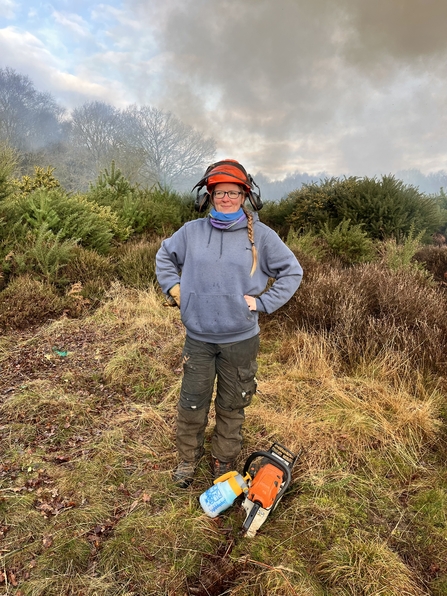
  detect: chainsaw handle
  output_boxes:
[243,450,292,489]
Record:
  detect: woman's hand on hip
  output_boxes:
[244,295,257,311]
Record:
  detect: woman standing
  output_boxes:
[156,160,303,487]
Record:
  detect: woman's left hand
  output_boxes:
[244,295,257,311]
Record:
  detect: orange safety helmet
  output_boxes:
[205,159,251,192]
[192,159,262,212]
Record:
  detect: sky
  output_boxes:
[0,0,446,181]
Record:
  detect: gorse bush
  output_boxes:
[2,188,125,254]
[4,223,78,284]
[376,225,425,272]
[287,175,443,241]
[87,162,197,236]
[286,228,326,261]
[0,142,17,203]
[431,187,447,235]
[260,197,297,238]
[13,165,61,196]
[320,219,375,264]
[115,187,194,236]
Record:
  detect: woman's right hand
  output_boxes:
[169,283,181,307]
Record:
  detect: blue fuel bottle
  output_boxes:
[200,471,249,518]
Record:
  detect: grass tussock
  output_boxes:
[318,533,426,595]
[1,283,446,595]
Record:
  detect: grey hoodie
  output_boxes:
[156,212,303,343]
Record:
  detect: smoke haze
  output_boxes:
[0,0,445,181]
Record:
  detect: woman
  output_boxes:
[156,159,303,487]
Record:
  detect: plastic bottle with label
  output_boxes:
[199,471,249,518]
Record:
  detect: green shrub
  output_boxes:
[87,162,197,236]
[377,226,426,273]
[286,228,326,261]
[320,219,374,265]
[259,197,297,237]
[430,187,447,235]
[116,187,197,236]
[2,188,126,254]
[3,222,78,285]
[0,141,17,203]
[287,175,443,241]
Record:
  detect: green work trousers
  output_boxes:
[176,334,260,463]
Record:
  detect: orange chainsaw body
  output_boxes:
[247,463,284,509]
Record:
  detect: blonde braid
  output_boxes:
[242,206,257,276]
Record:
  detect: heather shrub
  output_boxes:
[413,245,447,282]
[277,262,447,373]
[64,246,116,303]
[115,239,161,288]
[0,275,65,330]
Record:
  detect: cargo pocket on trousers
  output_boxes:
[232,363,258,409]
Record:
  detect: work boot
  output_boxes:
[212,458,236,480]
[173,448,204,488]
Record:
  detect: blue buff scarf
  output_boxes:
[209,207,246,230]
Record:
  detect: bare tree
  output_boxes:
[124,105,216,187]
[0,67,64,152]
[70,101,123,177]
[68,101,146,185]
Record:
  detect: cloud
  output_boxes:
[0,0,17,19]
[51,11,91,38]
[0,26,128,108]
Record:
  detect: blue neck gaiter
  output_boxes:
[209,208,246,230]
[210,207,244,222]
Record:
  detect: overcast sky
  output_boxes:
[0,0,446,180]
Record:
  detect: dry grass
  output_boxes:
[1,284,446,595]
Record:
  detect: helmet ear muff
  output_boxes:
[247,175,263,211]
[247,191,263,211]
[194,189,211,212]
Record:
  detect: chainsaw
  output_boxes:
[241,442,299,537]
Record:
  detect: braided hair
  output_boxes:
[242,205,257,276]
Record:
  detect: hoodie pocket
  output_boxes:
[182,293,256,336]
